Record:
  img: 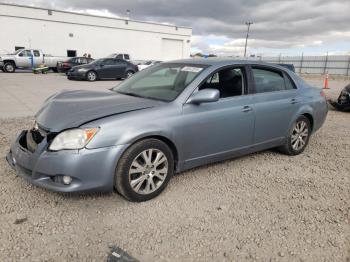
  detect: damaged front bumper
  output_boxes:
[6,130,128,193]
[328,85,350,111]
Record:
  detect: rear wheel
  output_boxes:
[279,115,311,155]
[86,71,97,81]
[125,70,134,79]
[115,139,174,202]
[4,62,15,73]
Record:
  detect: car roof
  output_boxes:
[165,58,289,71]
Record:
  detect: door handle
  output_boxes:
[290,98,299,104]
[242,106,253,112]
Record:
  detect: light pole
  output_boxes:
[244,21,253,57]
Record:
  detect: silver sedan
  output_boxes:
[7,59,328,201]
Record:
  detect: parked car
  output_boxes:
[138,60,162,71]
[106,53,131,61]
[0,49,68,73]
[329,84,350,111]
[277,63,296,72]
[6,59,328,202]
[57,57,94,73]
[67,58,138,81]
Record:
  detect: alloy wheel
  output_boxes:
[5,63,14,73]
[126,71,134,78]
[291,120,309,151]
[128,149,168,195]
[87,71,96,81]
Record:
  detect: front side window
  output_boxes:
[19,50,32,57]
[102,59,116,65]
[252,68,289,93]
[112,63,206,101]
[199,67,244,98]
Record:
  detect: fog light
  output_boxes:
[62,176,72,185]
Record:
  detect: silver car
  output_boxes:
[7,59,328,201]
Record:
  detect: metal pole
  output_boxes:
[244,22,253,58]
[300,52,304,74]
[323,51,328,74]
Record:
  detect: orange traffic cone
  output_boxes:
[323,73,329,89]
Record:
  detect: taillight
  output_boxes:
[62,62,70,68]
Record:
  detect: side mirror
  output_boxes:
[100,64,105,67]
[187,89,220,104]
[18,53,23,57]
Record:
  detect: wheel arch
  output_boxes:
[301,113,314,131]
[129,135,179,169]
[3,59,16,66]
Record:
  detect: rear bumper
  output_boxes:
[7,130,128,193]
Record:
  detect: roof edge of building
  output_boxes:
[0,2,192,30]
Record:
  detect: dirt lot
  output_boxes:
[0,73,349,261]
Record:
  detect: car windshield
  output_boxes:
[89,59,103,65]
[112,63,207,101]
[13,49,24,55]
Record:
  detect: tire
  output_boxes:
[86,71,97,81]
[51,67,58,73]
[4,62,15,73]
[278,115,311,155]
[115,139,174,202]
[125,70,134,79]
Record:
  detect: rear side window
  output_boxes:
[252,68,287,93]
[124,54,130,60]
[284,74,296,90]
[33,50,40,57]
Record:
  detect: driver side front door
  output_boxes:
[180,66,255,169]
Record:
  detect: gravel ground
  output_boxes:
[0,76,349,261]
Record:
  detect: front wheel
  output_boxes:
[86,71,97,81]
[279,115,311,155]
[125,70,134,79]
[4,62,15,73]
[115,139,174,202]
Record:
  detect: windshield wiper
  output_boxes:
[116,91,145,98]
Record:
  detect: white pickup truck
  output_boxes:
[0,49,68,73]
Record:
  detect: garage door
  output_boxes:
[161,38,183,61]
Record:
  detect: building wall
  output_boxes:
[0,3,192,60]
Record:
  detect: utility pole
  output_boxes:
[244,21,253,57]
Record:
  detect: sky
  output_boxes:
[3,0,350,57]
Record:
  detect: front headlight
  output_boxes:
[77,68,88,72]
[49,128,99,151]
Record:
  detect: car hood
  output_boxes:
[35,89,162,132]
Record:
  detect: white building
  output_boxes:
[0,3,192,61]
